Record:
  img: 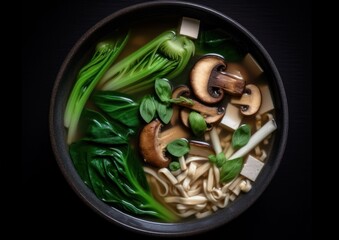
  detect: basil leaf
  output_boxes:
[93,91,140,128]
[156,100,173,124]
[189,111,207,137]
[169,161,180,171]
[232,124,251,149]
[208,154,217,164]
[208,152,227,168]
[140,95,156,123]
[167,139,190,157]
[220,157,244,183]
[155,78,172,103]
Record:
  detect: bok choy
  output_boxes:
[70,108,177,222]
[98,30,195,94]
[64,33,129,144]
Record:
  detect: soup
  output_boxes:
[64,16,276,222]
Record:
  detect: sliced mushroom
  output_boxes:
[189,140,215,157]
[231,84,262,116]
[172,85,225,129]
[139,119,190,168]
[190,55,246,104]
[170,85,191,126]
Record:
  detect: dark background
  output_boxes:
[22,0,311,238]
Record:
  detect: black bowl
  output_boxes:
[49,1,288,236]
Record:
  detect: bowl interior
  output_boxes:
[50,1,288,236]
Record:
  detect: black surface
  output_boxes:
[22,0,311,238]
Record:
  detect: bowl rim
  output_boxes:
[49,0,289,236]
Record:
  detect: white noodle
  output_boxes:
[179,156,187,170]
[158,168,178,185]
[143,167,169,196]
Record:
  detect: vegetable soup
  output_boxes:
[65,16,276,222]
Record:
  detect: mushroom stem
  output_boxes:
[176,98,222,116]
[210,68,246,96]
[159,124,190,144]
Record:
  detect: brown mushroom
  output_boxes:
[189,140,215,157]
[190,55,246,104]
[230,84,262,116]
[139,119,190,168]
[171,85,225,129]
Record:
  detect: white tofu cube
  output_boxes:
[220,103,243,131]
[179,17,200,39]
[242,53,264,82]
[240,155,264,181]
[258,84,275,114]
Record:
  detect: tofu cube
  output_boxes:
[242,53,264,82]
[220,103,243,131]
[179,17,200,39]
[240,155,265,181]
[258,84,275,114]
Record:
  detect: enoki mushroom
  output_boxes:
[144,155,246,219]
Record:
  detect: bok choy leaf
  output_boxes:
[70,142,178,222]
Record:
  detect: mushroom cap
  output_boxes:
[231,84,262,116]
[139,119,170,168]
[190,55,226,104]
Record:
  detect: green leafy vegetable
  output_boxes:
[81,109,133,144]
[169,161,181,171]
[167,139,190,157]
[220,157,243,183]
[70,142,177,222]
[139,78,193,124]
[64,33,129,144]
[156,100,173,124]
[92,91,140,128]
[188,111,207,137]
[197,29,245,61]
[232,124,251,149]
[208,152,227,168]
[99,30,195,94]
[140,95,156,123]
[209,152,244,183]
[155,78,172,103]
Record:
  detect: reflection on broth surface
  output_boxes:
[64,15,276,222]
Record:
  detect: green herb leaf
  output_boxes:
[156,100,173,124]
[155,78,172,103]
[232,124,251,149]
[140,95,156,123]
[208,152,227,168]
[188,111,207,136]
[169,161,181,171]
[220,157,244,183]
[167,139,190,157]
[93,91,140,128]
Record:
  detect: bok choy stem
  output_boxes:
[64,33,129,144]
[98,30,195,94]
